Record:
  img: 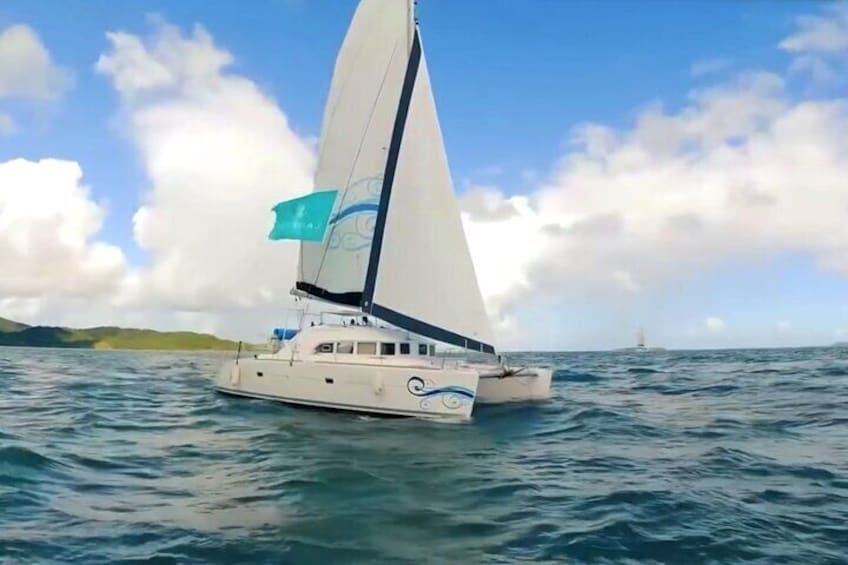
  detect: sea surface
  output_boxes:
[1,346,846,564]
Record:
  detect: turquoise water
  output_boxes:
[1,346,846,563]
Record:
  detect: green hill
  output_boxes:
[0,316,29,333]
[0,317,244,351]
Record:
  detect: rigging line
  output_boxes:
[310,38,403,288]
[297,7,382,284]
[313,6,384,163]
[503,366,528,378]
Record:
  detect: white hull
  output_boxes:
[215,359,553,419]
[476,369,553,404]
[215,321,552,420]
[216,357,479,420]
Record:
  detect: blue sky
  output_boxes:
[0,0,846,349]
[0,0,808,250]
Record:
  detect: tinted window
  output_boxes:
[429,345,436,356]
[337,341,354,354]
[418,344,428,355]
[380,343,396,355]
[399,342,410,355]
[357,342,376,355]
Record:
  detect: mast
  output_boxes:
[360,12,496,354]
[408,0,415,49]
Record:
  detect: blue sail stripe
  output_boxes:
[329,202,380,224]
[362,31,422,307]
[413,386,475,399]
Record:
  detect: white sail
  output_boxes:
[296,0,413,306]
[294,1,495,353]
[362,35,496,353]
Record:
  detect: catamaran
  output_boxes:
[214,0,552,420]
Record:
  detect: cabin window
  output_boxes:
[399,342,410,355]
[336,341,354,354]
[357,342,376,355]
[316,342,334,353]
[418,344,428,355]
[429,345,436,356]
[380,343,396,355]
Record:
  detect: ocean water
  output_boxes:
[1,347,846,564]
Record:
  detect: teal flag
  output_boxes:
[268,190,338,241]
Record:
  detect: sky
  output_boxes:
[0,0,846,350]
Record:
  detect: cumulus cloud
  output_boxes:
[780,5,848,54]
[780,5,848,86]
[464,48,848,341]
[0,159,127,299]
[94,19,315,336]
[461,186,520,222]
[789,55,841,85]
[0,24,72,101]
[7,7,848,350]
[455,5,848,348]
[705,317,726,333]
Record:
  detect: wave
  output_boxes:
[1,347,846,563]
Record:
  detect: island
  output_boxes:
[0,316,244,351]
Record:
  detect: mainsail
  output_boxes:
[296,0,412,307]
[284,0,496,353]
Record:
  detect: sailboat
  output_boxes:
[214,0,552,420]
[615,328,665,352]
[635,328,647,351]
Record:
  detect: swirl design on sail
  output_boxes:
[406,376,474,410]
[327,176,382,252]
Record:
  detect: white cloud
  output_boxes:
[94,19,315,336]
[0,112,14,135]
[7,8,848,350]
[780,5,848,54]
[461,185,520,222]
[780,6,848,86]
[460,7,848,348]
[776,320,792,333]
[82,6,848,347]
[0,158,127,299]
[705,317,726,333]
[789,55,841,85]
[0,24,72,101]
[461,193,547,322]
[0,297,41,322]
[612,270,641,294]
[463,65,848,339]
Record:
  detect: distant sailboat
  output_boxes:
[213,0,552,420]
[616,328,665,352]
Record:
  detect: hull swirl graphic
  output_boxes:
[406,376,474,410]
